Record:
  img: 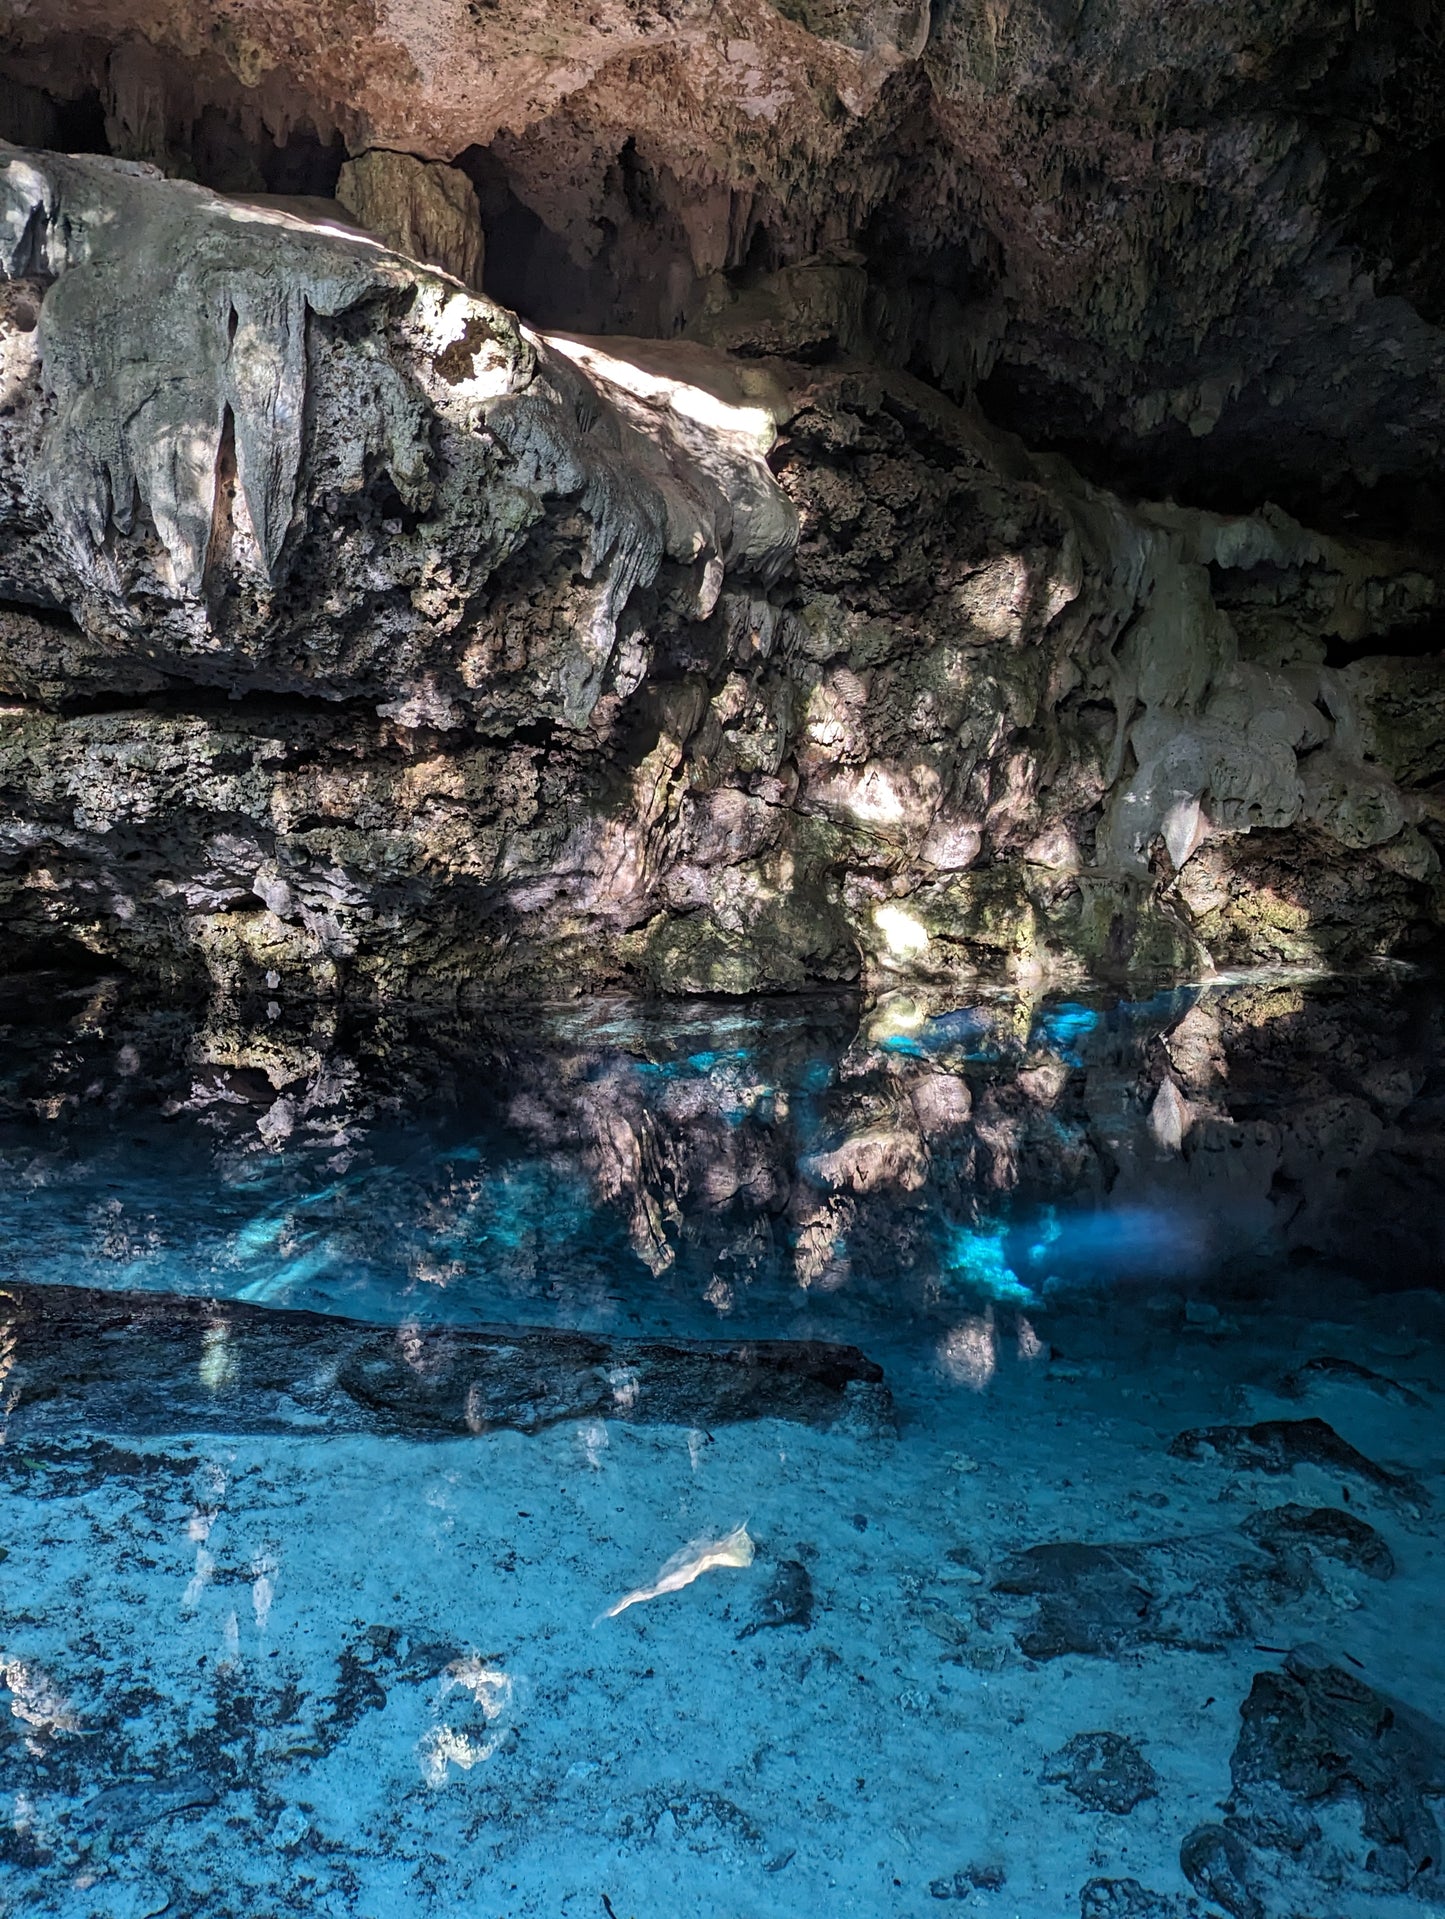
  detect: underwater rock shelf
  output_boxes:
[0,1281,888,1438]
[4,1244,1444,1917]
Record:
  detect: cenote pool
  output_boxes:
[3,968,1444,1918]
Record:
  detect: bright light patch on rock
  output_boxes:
[874,902,930,961]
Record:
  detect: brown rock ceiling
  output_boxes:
[2,0,1443,531]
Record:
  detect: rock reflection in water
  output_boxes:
[3,969,1445,1919]
[0,968,1441,1337]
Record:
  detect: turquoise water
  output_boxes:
[2,970,1444,1917]
[0,972,1433,1338]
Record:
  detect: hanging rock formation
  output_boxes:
[0,99,1440,997]
[2,0,1442,515]
[336,149,485,290]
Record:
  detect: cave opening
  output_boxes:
[2,7,1445,1913]
[457,144,621,333]
[1322,608,1445,670]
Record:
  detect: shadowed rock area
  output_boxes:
[1168,1415,1428,1510]
[1,2,1442,528]
[1223,1647,1445,1906]
[992,1507,1395,1661]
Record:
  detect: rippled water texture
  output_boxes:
[2,969,1444,1917]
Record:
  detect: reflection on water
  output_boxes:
[0,969,1440,1340]
[4,968,1445,1918]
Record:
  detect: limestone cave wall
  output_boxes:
[0,0,1441,1000]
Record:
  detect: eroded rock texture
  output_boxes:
[1,1281,887,1438]
[2,1,1442,525]
[0,128,1439,998]
[1225,1648,1445,1906]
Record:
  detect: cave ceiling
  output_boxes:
[1,0,1443,536]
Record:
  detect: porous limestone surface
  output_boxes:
[0,147,1441,999]
[1,0,1441,531]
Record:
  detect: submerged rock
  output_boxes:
[993,1507,1396,1660]
[1177,1824,1261,1919]
[1168,1417,1426,1508]
[1,1281,889,1438]
[1279,1356,1427,1409]
[1229,1647,1445,1896]
[82,1775,218,1833]
[1240,1503,1395,1581]
[929,1863,1006,1900]
[738,1557,814,1639]
[1079,1880,1200,1919]
[1042,1732,1159,1815]
[624,1787,764,1853]
[995,1542,1160,1659]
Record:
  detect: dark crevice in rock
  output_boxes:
[1323,613,1445,669]
[0,50,347,198]
[0,676,484,733]
[0,592,76,626]
[0,75,109,155]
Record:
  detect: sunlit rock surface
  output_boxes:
[0,148,1441,996]
[335,149,485,290]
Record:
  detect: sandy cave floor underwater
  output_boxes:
[1,973,1444,1918]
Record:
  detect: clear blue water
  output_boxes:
[3,970,1444,1917]
[1,973,1430,1340]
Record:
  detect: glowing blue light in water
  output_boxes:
[685,1049,749,1073]
[631,1047,751,1082]
[1030,1003,1100,1064]
[1024,1208,1063,1270]
[920,1007,1003,1060]
[231,1214,287,1257]
[942,1224,1038,1304]
[1018,1203,1208,1285]
[879,1034,929,1059]
[943,1200,1208,1303]
[237,1244,341,1303]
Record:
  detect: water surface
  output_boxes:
[3,969,1444,1917]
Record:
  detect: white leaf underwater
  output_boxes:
[596,1523,755,1623]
